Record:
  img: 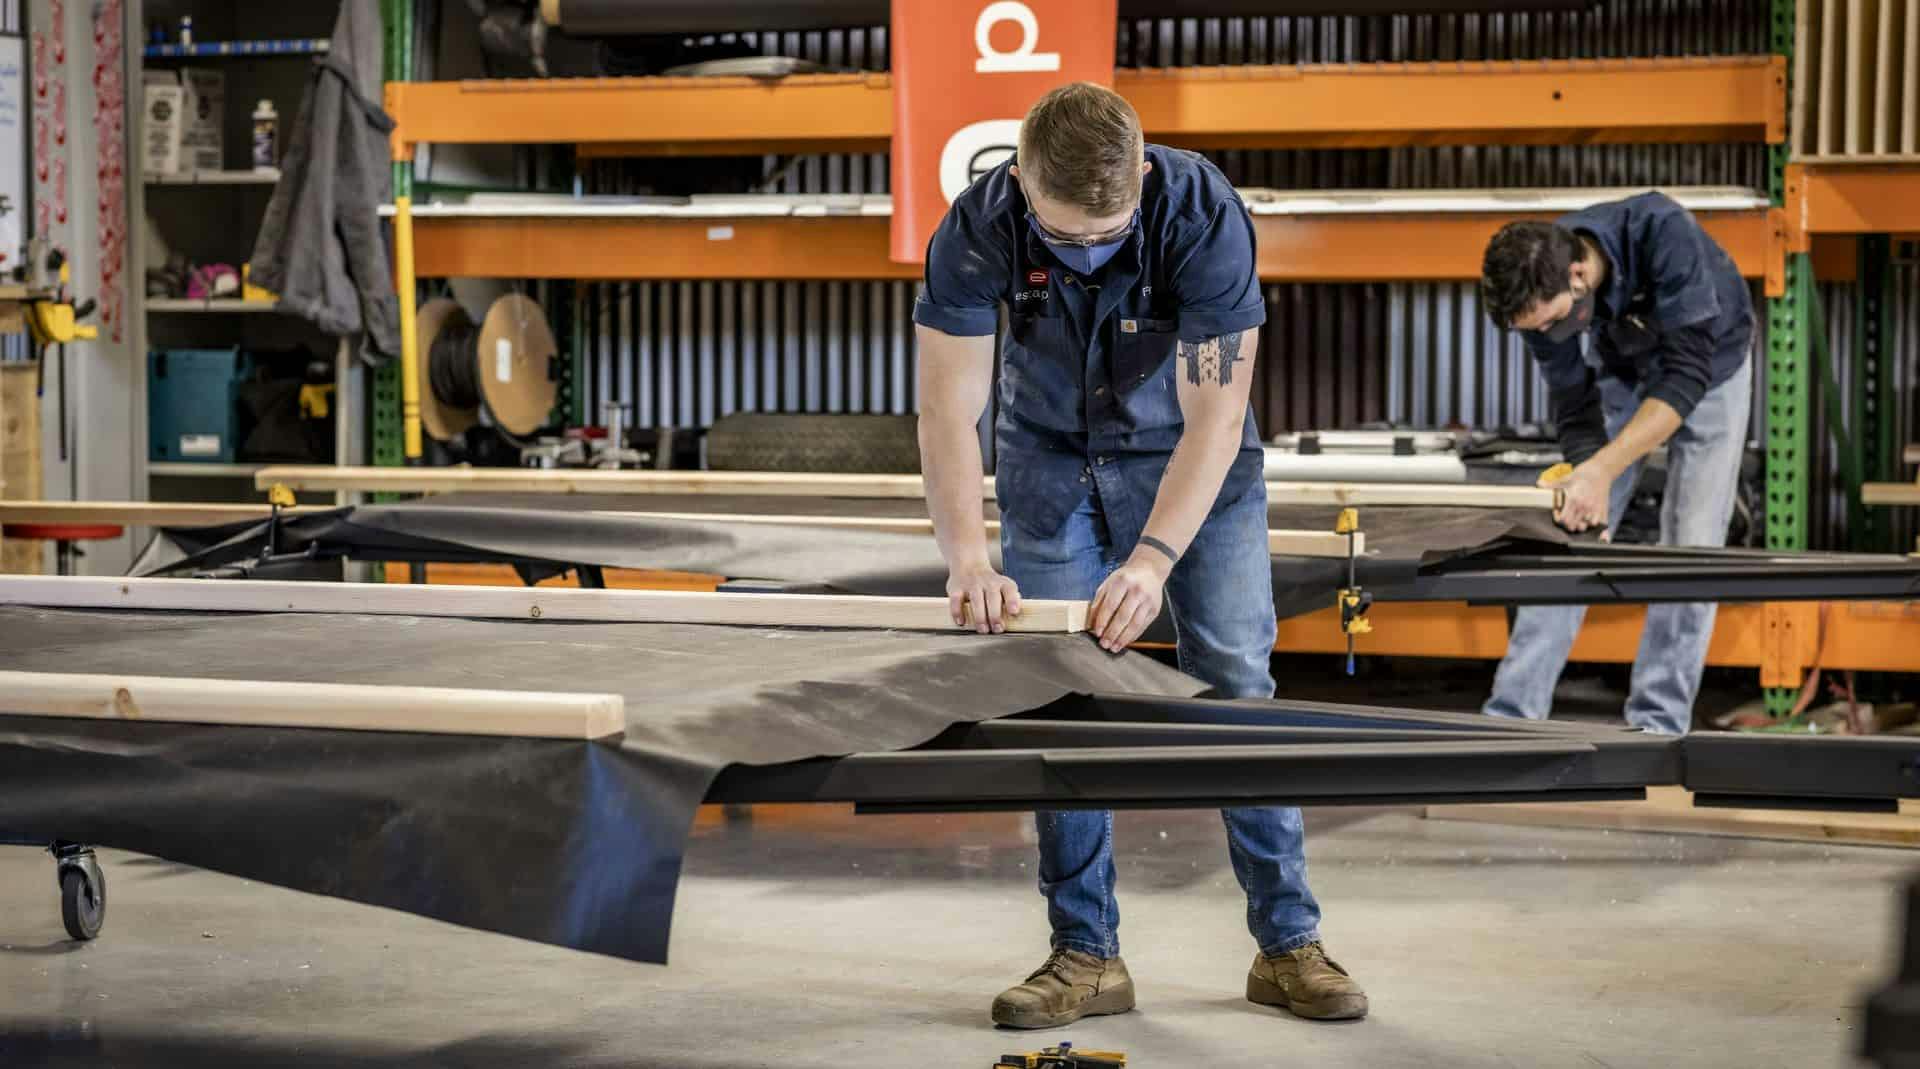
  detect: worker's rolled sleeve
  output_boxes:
[1638,211,1722,419]
[1644,321,1717,419]
[913,201,1012,338]
[1525,333,1610,465]
[1168,198,1267,343]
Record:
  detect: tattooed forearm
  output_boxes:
[1181,331,1244,387]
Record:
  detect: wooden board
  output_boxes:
[1427,785,1920,850]
[1850,0,1883,156]
[1822,0,1847,155]
[1795,0,1822,156]
[1907,0,1920,152]
[257,464,939,499]
[1878,0,1908,153]
[0,365,43,575]
[1861,481,1920,504]
[1263,481,1555,509]
[257,465,1555,512]
[0,670,625,739]
[0,575,1090,633]
[0,500,334,527]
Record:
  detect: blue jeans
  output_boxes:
[1484,357,1753,735]
[1001,481,1322,959]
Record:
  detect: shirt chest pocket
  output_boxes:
[1600,306,1663,359]
[1111,317,1178,395]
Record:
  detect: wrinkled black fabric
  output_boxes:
[0,608,1197,963]
[129,500,1593,647]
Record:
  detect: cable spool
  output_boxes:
[414,294,559,441]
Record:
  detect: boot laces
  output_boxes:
[1027,949,1082,985]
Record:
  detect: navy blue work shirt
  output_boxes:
[913,144,1267,538]
[1521,192,1754,465]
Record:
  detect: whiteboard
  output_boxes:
[0,34,23,273]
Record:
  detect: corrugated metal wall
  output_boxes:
[573,2,1920,549]
[1812,265,1920,552]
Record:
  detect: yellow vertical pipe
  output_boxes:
[393,191,423,459]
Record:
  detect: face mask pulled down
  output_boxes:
[1542,285,1597,343]
[1029,211,1136,276]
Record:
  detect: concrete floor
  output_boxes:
[0,801,1909,1068]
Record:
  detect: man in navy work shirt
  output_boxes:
[1478,193,1755,735]
[914,83,1368,1029]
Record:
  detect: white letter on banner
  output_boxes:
[973,1,1060,73]
[939,118,1021,203]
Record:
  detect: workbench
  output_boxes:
[5,574,1914,963]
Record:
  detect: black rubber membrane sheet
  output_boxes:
[131,495,1575,628]
[0,606,1197,963]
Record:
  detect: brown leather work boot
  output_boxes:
[990,948,1135,1029]
[1246,942,1369,1021]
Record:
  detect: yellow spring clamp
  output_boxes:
[1335,507,1372,676]
[1538,461,1574,514]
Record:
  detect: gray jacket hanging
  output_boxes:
[248,0,400,363]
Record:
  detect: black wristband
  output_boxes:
[1138,535,1180,564]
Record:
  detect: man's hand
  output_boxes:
[1549,461,1613,533]
[1089,550,1172,653]
[947,561,1023,633]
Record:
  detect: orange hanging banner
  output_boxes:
[889,0,1118,264]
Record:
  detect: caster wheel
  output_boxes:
[58,856,105,941]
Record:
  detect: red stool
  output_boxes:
[2,523,125,576]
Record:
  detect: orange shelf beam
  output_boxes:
[386,57,1785,158]
[1785,161,1920,248]
[410,208,1778,283]
[1274,600,1920,683]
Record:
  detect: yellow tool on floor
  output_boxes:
[994,1042,1126,1068]
[1335,506,1372,675]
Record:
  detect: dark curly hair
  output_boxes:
[1480,221,1584,330]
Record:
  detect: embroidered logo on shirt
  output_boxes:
[1028,270,1048,286]
[1120,319,1138,333]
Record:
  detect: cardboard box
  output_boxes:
[142,82,187,176]
[180,67,225,172]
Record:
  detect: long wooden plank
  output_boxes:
[0,670,626,739]
[1264,481,1555,508]
[257,465,937,499]
[0,500,334,526]
[0,575,1088,633]
[0,498,1355,560]
[259,465,1555,511]
[1427,786,1920,849]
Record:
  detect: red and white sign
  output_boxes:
[889,0,1117,264]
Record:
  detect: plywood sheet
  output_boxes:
[0,365,42,575]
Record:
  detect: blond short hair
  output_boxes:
[1017,82,1145,215]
